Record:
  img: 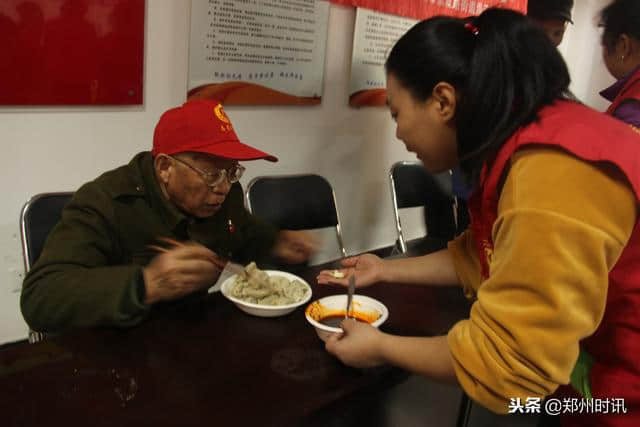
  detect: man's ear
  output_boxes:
[154,155,172,184]
[431,82,457,122]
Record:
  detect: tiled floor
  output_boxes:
[467,401,541,427]
[298,374,460,426]
[299,374,542,427]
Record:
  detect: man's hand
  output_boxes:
[271,230,318,264]
[142,242,225,304]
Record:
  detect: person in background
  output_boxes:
[318,8,639,427]
[21,99,316,334]
[599,0,640,131]
[527,0,574,46]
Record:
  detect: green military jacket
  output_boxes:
[21,152,278,333]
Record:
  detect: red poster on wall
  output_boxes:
[330,0,527,19]
[0,0,144,106]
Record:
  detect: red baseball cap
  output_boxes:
[152,99,278,162]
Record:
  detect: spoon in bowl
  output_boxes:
[345,275,355,319]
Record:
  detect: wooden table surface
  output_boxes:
[1,240,471,427]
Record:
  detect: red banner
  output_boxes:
[330,0,527,20]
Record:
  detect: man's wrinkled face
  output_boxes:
[156,152,238,218]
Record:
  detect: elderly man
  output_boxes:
[21,99,316,333]
[527,0,574,47]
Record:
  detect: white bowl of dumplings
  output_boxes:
[220,262,312,317]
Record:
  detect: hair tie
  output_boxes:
[464,21,479,36]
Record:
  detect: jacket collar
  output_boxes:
[600,65,640,102]
[110,152,188,232]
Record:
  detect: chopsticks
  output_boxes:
[146,237,227,270]
[146,237,271,288]
[223,261,246,275]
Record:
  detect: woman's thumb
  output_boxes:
[340,318,358,333]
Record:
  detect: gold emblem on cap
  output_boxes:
[214,104,230,124]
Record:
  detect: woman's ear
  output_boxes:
[619,34,632,59]
[154,155,172,185]
[431,82,457,122]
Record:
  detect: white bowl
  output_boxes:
[220,270,312,317]
[305,294,389,342]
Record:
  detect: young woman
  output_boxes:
[318,8,639,427]
[599,0,640,131]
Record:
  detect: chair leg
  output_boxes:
[390,240,402,256]
[456,392,472,427]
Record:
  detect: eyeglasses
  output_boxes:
[169,155,245,187]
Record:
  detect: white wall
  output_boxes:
[559,0,616,110]
[0,0,617,344]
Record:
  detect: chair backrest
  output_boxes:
[20,192,73,343]
[389,162,456,253]
[245,174,347,258]
[20,192,73,272]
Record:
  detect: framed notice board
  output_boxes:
[0,0,145,106]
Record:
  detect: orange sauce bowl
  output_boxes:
[305,294,389,342]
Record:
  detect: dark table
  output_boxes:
[0,240,471,427]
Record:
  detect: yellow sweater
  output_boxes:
[447,147,637,413]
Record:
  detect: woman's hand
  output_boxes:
[325,319,387,368]
[316,253,385,288]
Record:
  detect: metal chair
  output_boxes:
[19,192,73,342]
[389,161,458,253]
[245,174,347,259]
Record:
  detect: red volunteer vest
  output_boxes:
[468,101,640,426]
